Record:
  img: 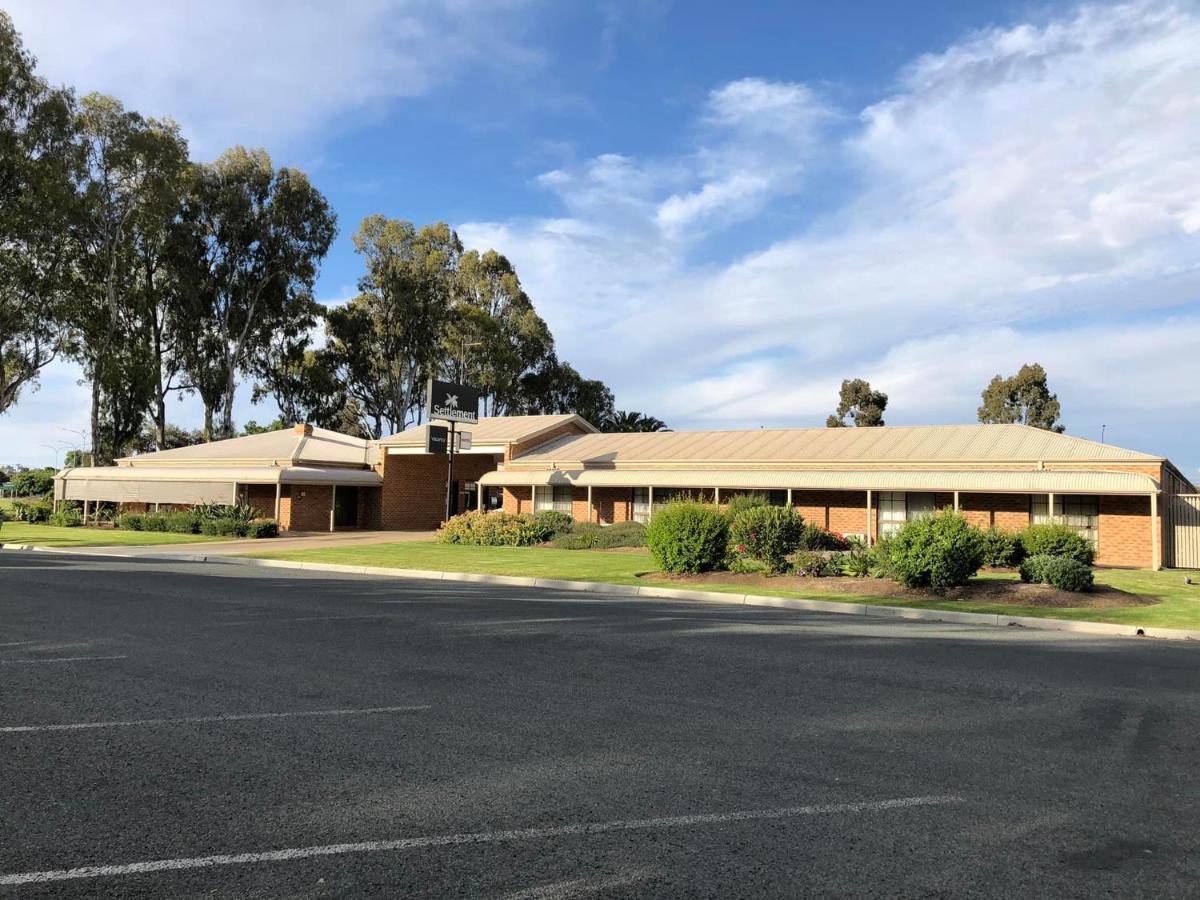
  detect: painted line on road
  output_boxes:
[0,705,430,734]
[214,614,397,626]
[1,655,126,664]
[0,640,39,647]
[0,795,962,885]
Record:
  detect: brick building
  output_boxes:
[56,418,1194,568]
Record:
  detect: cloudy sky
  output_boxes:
[4,0,1199,474]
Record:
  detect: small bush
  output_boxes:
[436,510,546,546]
[199,517,249,537]
[797,523,851,551]
[551,522,599,549]
[592,520,647,548]
[11,499,52,523]
[48,508,82,527]
[722,492,770,522]
[867,535,898,579]
[531,510,574,538]
[646,501,729,574]
[729,505,805,574]
[116,513,145,531]
[841,545,873,577]
[247,519,279,539]
[982,527,1024,567]
[791,550,836,577]
[1020,524,1095,565]
[727,552,769,574]
[1020,553,1094,592]
[889,511,986,594]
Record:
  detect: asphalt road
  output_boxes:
[1,550,1198,898]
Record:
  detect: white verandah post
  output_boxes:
[330,485,337,532]
[865,489,873,547]
[1151,491,1161,570]
[587,485,593,523]
[648,486,654,522]
[478,482,484,513]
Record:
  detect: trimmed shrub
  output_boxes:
[247,519,279,539]
[982,527,1024,567]
[646,501,729,574]
[551,522,600,549]
[1020,553,1094,592]
[889,511,986,594]
[199,516,250,537]
[436,511,545,546]
[531,510,574,538]
[593,520,647,548]
[116,513,145,531]
[1020,524,1095,565]
[48,508,82,527]
[867,535,898,579]
[729,505,805,574]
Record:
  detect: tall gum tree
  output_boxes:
[174,147,336,438]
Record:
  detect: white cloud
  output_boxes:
[5,0,544,157]
[459,0,1200,468]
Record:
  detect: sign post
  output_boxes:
[426,379,481,523]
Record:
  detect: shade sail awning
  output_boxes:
[480,467,1160,495]
[55,465,382,504]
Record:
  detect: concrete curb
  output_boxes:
[4,543,1198,642]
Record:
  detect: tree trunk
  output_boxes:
[89,376,103,466]
[202,404,214,442]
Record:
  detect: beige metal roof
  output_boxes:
[511,424,1160,466]
[116,427,372,468]
[480,467,1159,495]
[58,465,383,487]
[379,414,597,448]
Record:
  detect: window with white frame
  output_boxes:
[1031,495,1099,545]
[534,484,573,514]
[878,492,936,537]
[632,487,650,523]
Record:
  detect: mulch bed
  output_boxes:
[646,571,1156,609]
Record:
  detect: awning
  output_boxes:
[55,465,382,504]
[479,467,1160,495]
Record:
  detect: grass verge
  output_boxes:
[0,523,228,548]
[248,541,1200,631]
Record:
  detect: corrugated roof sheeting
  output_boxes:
[512,424,1159,466]
[379,414,595,447]
[480,468,1159,495]
[117,427,371,467]
[57,464,382,491]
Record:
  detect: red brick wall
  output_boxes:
[243,485,276,520]
[957,493,1030,531]
[380,452,500,530]
[1097,495,1152,568]
[790,490,870,537]
[288,484,333,532]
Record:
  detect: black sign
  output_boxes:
[426,424,449,455]
[427,378,480,425]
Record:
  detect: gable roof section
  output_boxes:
[116,427,372,468]
[508,424,1161,468]
[378,414,597,449]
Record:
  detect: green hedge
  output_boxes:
[1020,524,1095,565]
[1019,554,1094,592]
[646,501,728,574]
[982,527,1024,567]
[437,510,551,546]
[531,510,574,537]
[729,505,805,574]
[549,520,646,550]
[890,512,986,594]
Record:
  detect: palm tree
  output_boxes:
[602,410,669,433]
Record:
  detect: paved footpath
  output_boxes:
[1,550,1198,898]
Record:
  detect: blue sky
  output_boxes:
[4,0,1199,476]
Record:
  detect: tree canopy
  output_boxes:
[826,378,887,427]
[977,363,1064,432]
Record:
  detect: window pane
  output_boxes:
[906,493,935,520]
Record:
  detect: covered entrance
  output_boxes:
[333,485,360,528]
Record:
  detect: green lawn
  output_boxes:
[0,522,228,548]
[249,541,1200,631]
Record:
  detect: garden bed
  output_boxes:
[646,571,1155,609]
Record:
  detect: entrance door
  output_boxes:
[334,487,359,528]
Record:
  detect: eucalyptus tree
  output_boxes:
[0,13,78,414]
[826,378,888,427]
[977,363,1064,432]
[64,93,189,463]
[326,217,461,437]
[174,147,336,438]
[445,249,553,415]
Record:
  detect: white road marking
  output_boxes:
[499,870,652,900]
[1,655,126,664]
[0,705,430,734]
[0,640,38,647]
[0,795,961,885]
[2,642,95,653]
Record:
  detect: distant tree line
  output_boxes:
[0,14,665,463]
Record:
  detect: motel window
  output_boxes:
[768,490,788,507]
[632,488,651,523]
[1031,495,1099,545]
[534,485,573,515]
[878,492,936,537]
